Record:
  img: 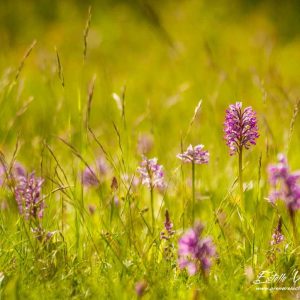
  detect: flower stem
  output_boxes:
[150,186,155,233]
[192,161,195,224]
[238,147,243,208]
[290,210,298,246]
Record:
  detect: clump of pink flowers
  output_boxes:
[267,154,300,212]
[224,102,259,155]
[0,162,45,221]
[268,154,300,244]
[137,157,164,190]
[178,222,216,276]
[14,171,44,220]
[82,157,109,187]
[177,144,209,164]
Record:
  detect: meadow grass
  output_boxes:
[0,1,300,299]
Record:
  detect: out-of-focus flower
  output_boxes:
[224,102,259,155]
[177,144,209,164]
[12,162,26,178]
[113,195,119,207]
[164,210,174,235]
[137,133,154,155]
[31,227,57,242]
[0,161,26,186]
[267,154,300,212]
[137,157,164,190]
[160,210,175,240]
[34,227,59,243]
[160,210,175,260]
[271,217,284,246]
[82,157,109,187]
[14,172,44,220]
[178,222,216,276]
[82,167,99,186]
[0,164,6,186]
[121,173,140,190]
[135,280,147,298]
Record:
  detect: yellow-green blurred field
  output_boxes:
[0,1,300,299]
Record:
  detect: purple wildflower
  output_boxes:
[137,157,164,190]
[178,222,216,275]
[12,162,26,178]
[82,157,109,187]
[82,168,99,186]
[137,133,154,155]
[160,210,175,240]
[164,210,174,235]
[135,280,147,298]
[270,217,284,246]
[160,210,175,260]
[177,144,209,164]
[267,154,300,212]
[271,231,284,246]
[224,102,259,155]
[0,161,26,186]
[14,172,44,220]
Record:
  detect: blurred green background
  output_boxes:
[0,0,300,169]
